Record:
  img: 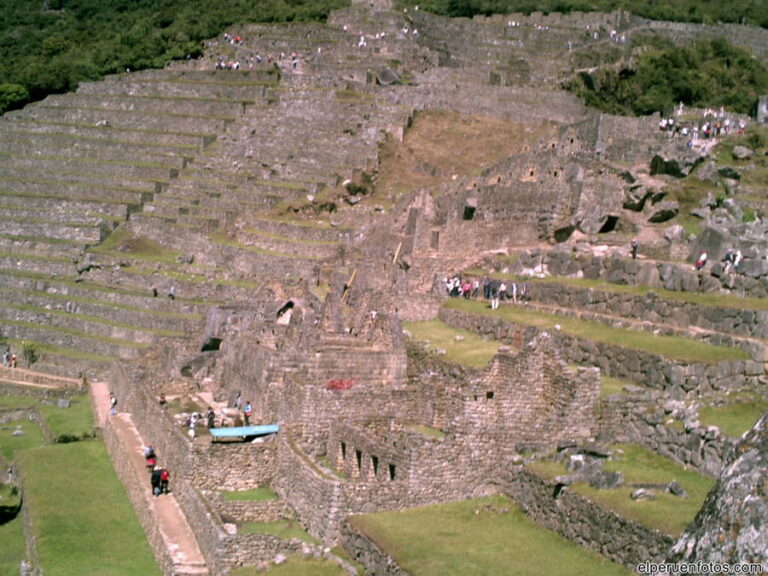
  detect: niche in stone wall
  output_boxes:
[355,449,362,472]
[341,442,346,460]
[371,455,379,476]
[463,198,477,221]
[200,337,222,352]
[388,463,396,481]
[486,391,495,399]
[430,230,440,250]
[598,216,619,234]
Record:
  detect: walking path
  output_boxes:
[90,380,209,576]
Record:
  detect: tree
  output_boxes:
[21,342,39,368]
[0,83,29,115]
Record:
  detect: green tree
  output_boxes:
[22,342,39,368]
[0,83,29,114]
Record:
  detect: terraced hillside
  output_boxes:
[2,3,768,575]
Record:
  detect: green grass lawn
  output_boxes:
[38,395,94,441]
[443,299,749,365]
[0,418,45,461]
[599,375,637,399]
[403,319,503,368]
[350,494,631,576]
[18,441,161,576]
[0,515,26,575]
[239,519,319,544]
[697,395,768,437]
[529,444,715,537]
[220,486,279,501]
[0,394,38,409]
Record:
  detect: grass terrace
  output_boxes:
[523,275,768,311]
[0,387,161,575]
[697,392,768,437]
[349,494,631,576]
[18,442,161,576]
[403,319,503,369]
[220,486,279,501]
[239,518,319,544]
[442,298,750,365]
[529,444,716,537]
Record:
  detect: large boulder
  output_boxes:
[731,145,754,160]
[647,200,679,223]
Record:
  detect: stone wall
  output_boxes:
[340,519,409,576]
[502,468,675,568]
[598,393,735,478]
[528,280,768,354]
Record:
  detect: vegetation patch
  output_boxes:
[0,515,25,576]
[88,228,181,263]
[443,298,749,364]
[405,424,446,439]
[350,494,630,576]
[38,394,95,442]
[220,486,279,501]
[239,519,319,544]
[532,444,715,537]
[376,111,552,201]
[404,319,502,368]
[697,394,768,437]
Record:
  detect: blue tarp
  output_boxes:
[209,424,280,440]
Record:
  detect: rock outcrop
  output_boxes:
[666,412,768,571]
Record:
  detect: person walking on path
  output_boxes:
[243,401,252,426]
[109,393,117,416]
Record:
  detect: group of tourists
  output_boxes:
[444,275,529,310]
[144,444,171,497]
[2,350,17,368]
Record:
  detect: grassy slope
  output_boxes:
[404,319,502,368]
[350,494,630,576]
[530,444,716,537]
[18,441,161,576]
[443,298,749,364]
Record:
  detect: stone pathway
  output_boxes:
[90,380,209,576]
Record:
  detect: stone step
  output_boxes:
[19,104,231,136]
[0,130,195,163]
[0,165,168,193]
[0,272,210,316]
[0,303,182,347]
[0,195,130,220]
[0,220,106,244]
[0,152,179,182]
[0,119,212,150]
[78,70,274,101]
[0,366,80,388]
[0,180,149,207]
[41,92,254,118]
[0,319,142,361]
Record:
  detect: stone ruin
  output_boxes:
[1,0,768,574]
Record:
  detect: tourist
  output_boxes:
[168,286,176,300]
[630,239,638,260]
[206,406,216,429]
[159,468,170,494]
[151,467,162,496]
[110,393,117,415]
[695,251,708,271]
[244,401,252,426]
[158,393,167,410]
